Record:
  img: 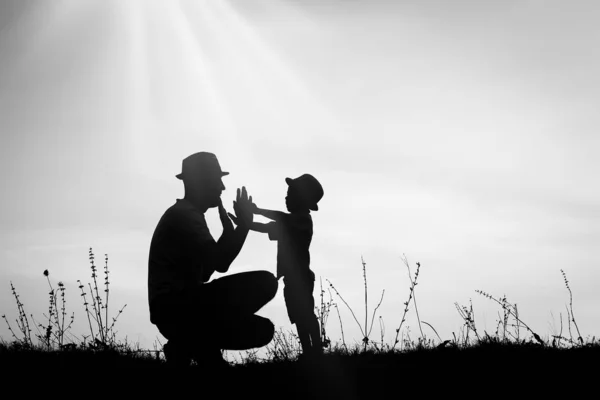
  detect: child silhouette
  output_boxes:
[245,174,324,357]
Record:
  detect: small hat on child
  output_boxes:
[285,174,324,211]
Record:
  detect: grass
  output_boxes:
[1,248,127,350]
[1,248,598,394]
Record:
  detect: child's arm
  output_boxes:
[248,221,271,234]
[229,202,282,235]
[254,207,287,222]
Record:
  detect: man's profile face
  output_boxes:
[196,174,225,208]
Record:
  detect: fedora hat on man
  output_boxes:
[176,152,229,180]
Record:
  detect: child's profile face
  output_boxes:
[285,186,305,212]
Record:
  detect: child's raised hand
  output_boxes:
[228,200,258,227]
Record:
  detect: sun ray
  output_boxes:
[111,0,346,182]
[126,0,247,178]
[8,0,87,58]
[210,0,344,145]
[122,0,156,178]
[178,0,344,149]
[171,1,240,141]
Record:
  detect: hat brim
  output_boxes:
[176,171,229,180]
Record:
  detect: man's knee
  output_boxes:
[257,317,276,346]
[264,272,278,298]
[252,270,278,300]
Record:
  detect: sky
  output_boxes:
[1,0,599,356]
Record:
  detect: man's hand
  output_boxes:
[216,188,253,274]
[228,186,254,229]
[228,199,258,225]
[218,199,234,234]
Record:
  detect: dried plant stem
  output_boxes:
[455,300,480,344]
[476,290,544,345]
[89,249,105,342]
[379,316,385,347]
[404,256,424,340]
[328,257,385,351]
[104,254,110,337]
[367,289,385,338]
[327,279,364,338]
[316,277,333,349]
[333,303,347,351]
[78,279,95,340]
[421,321,442,342]
[392,256,422,350]
[361,256,368,348]
[4,282,33,347]
[561,269,583,345]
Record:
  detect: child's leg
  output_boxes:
[285,275,322,355]
[295,322,312,354]
[307,313,323,354]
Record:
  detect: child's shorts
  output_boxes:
[283,270,316,325]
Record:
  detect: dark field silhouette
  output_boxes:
[1,337,598,397]
[2,247,598,397]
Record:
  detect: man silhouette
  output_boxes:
[148,152,278,367]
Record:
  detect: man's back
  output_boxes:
[148,199,216,323]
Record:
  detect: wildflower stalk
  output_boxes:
[327,279,365,339]
[327,257,386,352]
[455,299,480,344]
[89,248,106,343]
[392,257,422,350]
[333,303,347,351]
[316,277,333,350]
[44,270,55,348]
[362,256,368,349]
[404,256,424,340]
[561,269,583,345]
[5,282,33,347]
[78,279,95,341]
[476,290,544,345]
[367,289,385,338]
[104,253,109,341]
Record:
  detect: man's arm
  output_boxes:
[211,187,254,274]
[213,223,249,274]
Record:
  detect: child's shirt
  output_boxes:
[265,212,313,280]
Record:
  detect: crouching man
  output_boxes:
[148,152,278,367]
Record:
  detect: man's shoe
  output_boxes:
[163,341,192,367]
[297,349,323,364]
[191,347,231,370]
